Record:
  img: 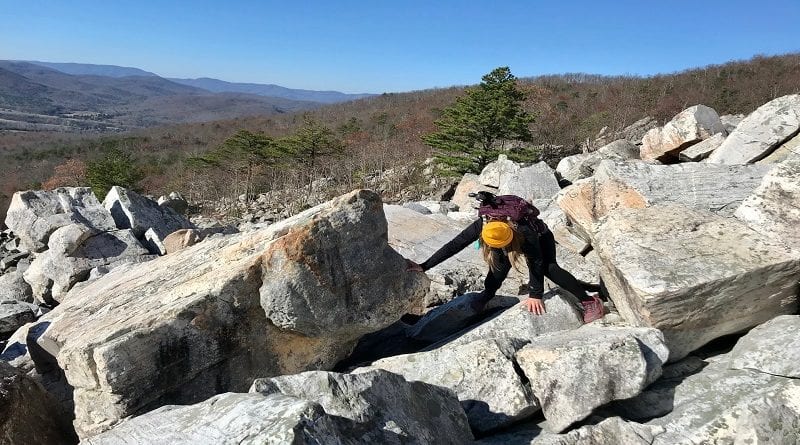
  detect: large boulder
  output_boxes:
[0,361,77,445]
[514,325,668,432]
[729,315,800,378]
[103,187,194,255]
[479,154,521,188]
[405,292,520,343]
[735,157,800,250]
[678,132,725,162]
[22,225,151,304]
[0,269,33,303]
[640,105,725,162]
[556,160,771,242]
[357,337,539,433]
[556,139,639,183]
[758,131,800,164]
[4,188,116,253]
[478,417,663,445]
[0,300,37,335]
[498,161,561,201]
[594,205,800,361]
[707,94,800,164]
[24,190,428,438]
[250,369,474,444]
[616,349,800,445]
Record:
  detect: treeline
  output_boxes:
[1,53,799,222]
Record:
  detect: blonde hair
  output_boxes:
[481,224,524,272]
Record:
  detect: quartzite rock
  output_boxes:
[678,132,725,161]
[28,190,428,438]
[498,161,561,202]
[0,300,37,335]
[556,139,639,183]
[162,228,203,254]
[707,94,800,164]
[0,270,33,303]
[479,154,521,188]
[451,173,495,214]
[478,417,663,445]
[729,315,800,378]
[758,132,800,164]
[640,105,725,161]
[594,205,799,361]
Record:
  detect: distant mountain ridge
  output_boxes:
[28,61,159,78]
[167,77,375,104]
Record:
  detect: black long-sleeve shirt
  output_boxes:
[419,219,547,297]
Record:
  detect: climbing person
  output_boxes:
[406,191,604,323]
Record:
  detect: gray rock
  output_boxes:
[729,315,800,378]
[402,201,433,214]
[758,131,800,164]
[0,269,33,302]
[477,417,663,445]
[556,160,772,242]
[515,325,668,432]
[358,337,538,433]
[250,369,474,444]
[406,292,520,343]
[29,190,428,438]
[103,186,194,254]
[4,187,116,252]
[719,113,744,133]
[499,161,561,201]
[707,94,800,164]
[441,291,584,349]
[678,132,725,161]
[594,205,800,361]
[480,154,522,188]
[0,251,28,271]
[735,157,800,250]
[0,361,77,445]
[641,105,725,161]
[23,226,151,303]
[0,300,37,334]
[156,191,188,215]
[556,139,639,183]
[83,392,355,445]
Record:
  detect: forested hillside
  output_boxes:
[2,53,799,223]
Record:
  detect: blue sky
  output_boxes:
[1,0,799,93]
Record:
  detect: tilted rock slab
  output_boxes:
[556,139,639,183]
[498,161,561,202]
[678,132,725,162]
[616,350,800,445]
[249,369,474,444]
[556,160,771,243]
[385,204,524,307]
[735,157,800,251]
[640,104,725,161]
[0,361,77,445]
[23,225,151,304]
[758,131,800,164]
[707,94,800,164]
[103,186,194,255]
[514,325,668,433]
[4,187,116,253]
[27,190,428,438]
[357,337,539,433]
[83,392,358,445]
[594,205,799,361]
[729,315,800,378]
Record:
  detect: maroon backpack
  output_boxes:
[476,194,547,233]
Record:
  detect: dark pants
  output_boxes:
[482,230,591,302]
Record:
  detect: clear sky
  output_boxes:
[2,0,799,93]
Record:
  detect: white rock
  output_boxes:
[451,173,495,214]
[678,132,725,162]
[729,315,800,378]
[479,154,521,188]
[640,105,725,162]
[707,94,800,164]
[0,269,33,303]
[498,161,561,201]
[556,139,639,183]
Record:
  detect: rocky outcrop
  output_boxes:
[594,205,799,360]
[640,105,725,162]
[0,361,77,445]
[497,161,561,202]
[735,157,800,250]
[707,94,800,164]
[556,139,639,183]
[24,190,428,438]
[556,160,771,242]
[358,337,538,433]
[23,226,151,303]
[515,325,668,432]
[250,369,474,444]
[480,154,521,188]
[4,188,116,253]
[678,132,725,161]
[103,187,194,255]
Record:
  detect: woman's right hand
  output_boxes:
[406,259,424,272]
[523,297,546,315]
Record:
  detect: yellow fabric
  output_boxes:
[481,221,513,248]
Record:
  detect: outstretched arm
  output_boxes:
[418,219,482,271]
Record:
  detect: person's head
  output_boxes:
[480,220,524,271]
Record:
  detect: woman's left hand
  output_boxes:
[523,297,546,315]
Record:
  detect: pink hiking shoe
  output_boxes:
[581,293,605,323]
